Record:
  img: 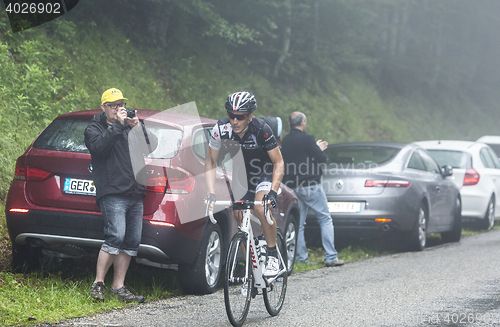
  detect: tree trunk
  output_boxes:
[312,0,321,60]
[273,0,292,78]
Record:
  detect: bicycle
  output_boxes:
[208,200,288,327]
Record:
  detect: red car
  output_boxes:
[6,109,299,294]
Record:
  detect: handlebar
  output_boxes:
[206,200,273,226]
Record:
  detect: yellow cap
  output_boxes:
[101,88,128,104]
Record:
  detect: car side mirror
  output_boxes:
[442,165,453,177]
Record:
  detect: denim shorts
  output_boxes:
[98,193,143,257]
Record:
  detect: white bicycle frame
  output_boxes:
[209,201,287,288]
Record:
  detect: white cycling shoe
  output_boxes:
[263,256,280,277]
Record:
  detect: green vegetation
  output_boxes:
[0,259,181,326]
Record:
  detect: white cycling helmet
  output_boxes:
[225,91,257,113]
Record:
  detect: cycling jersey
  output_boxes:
[209,116,279,193]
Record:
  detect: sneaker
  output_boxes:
[89,282,105,302]
[325,259,345,267]
[241,281,248,297]
[109,285,145,303]
[263,255,280,277]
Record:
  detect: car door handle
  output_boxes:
[435,186,441,191]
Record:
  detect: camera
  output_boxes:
[126,109,136,118]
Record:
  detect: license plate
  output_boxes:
[328,202,361,213]
[63,178,96,196]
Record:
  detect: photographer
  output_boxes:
[84,88,158,303]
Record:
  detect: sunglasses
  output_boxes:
[227,112,248,121]
[105,103,126,110]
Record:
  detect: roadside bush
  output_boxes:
[0,17,91,201]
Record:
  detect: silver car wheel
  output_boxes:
[285,221,296,272]
[417,206,427,248]
[205,230,221,287]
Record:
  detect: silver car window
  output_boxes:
[419,150,441,174]
[407,151,426,171]
[325,146,400,166]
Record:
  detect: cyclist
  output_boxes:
[205,91,285,277]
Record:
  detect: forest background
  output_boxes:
[1,0,500,263]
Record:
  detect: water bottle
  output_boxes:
[254,236,261,260]
[256,235,267,265]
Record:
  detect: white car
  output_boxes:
[477,136,500,158]
[416,140,500,229]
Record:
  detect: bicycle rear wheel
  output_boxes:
[263,228,288,316]
[224,232,252,327]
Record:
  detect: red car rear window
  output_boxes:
[33,119,184,159]
[33,119,90,153]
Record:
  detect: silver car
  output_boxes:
[416,140,500,229]
[306,142,461,251]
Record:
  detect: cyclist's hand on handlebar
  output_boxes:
[204,193,216,212]
[265,190,278,208]
[204,193,216,204]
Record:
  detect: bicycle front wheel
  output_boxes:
[263,228,288,316]
[224,232,252,327]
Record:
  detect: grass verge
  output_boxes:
[0,256,181,327]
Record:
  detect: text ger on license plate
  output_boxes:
[63,178,96,196]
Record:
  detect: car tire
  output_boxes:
[441,197,462,243]
[408,203,427,251]
[284,215,298,276]
[12,243,42,273]
[479,196,495,230]
[178,222,223,295]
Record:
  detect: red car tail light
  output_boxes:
[14,155,26,180]
[167,168,194,194]
[146,167,194,194]
[147,176,167,193]
[365,180,410,188]
[27,166,53,181]
[14,155,52,181]
[364,180,387,187]
[386,180,411,187]
[463,168,479,186]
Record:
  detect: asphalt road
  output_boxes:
[48,230,500,327]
